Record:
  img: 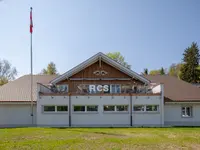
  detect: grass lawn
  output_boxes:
[0,128,200,150]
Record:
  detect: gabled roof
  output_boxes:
[0,75,56,102]
[50,52,150,84]
[145,75,200,101]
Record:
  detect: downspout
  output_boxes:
[69,93,71,127]
[130,94,132,127]
[160,84,164,127]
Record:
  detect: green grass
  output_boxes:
[0,128,200,150]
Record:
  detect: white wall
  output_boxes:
[71,96,130,127]
[0,104,36,127]
[152,85,161,94]
[36,95,163,127]
[164,104,200,126]
[37,96,69,126]
[132,96,163,126]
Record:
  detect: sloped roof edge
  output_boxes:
[50,52,150,84]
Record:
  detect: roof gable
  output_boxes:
[50,52,150,84]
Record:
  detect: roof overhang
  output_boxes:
[50,52,150,84]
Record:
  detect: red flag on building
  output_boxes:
[30,7,33,33]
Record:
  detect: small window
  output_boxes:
[74,105,85,112]
[182,106,192,117]
[111,84,121,93]
[116,105,128,111]
[43,106,55,112]
[133,105,145,111]
[87,105,98,112]
[146,105,159,112]
[57,106,68,112]
[104,105,115,111]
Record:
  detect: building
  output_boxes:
[0,52,200,127]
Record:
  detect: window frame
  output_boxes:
[133,105,145,112]
[43,105,56,112]
[57,105,68,112]
[133,105,159,113]
[146,105,159,112]
[73,105,86,112]
[73,105,99,113]
[116,105,129,112]
[103,105,115,112]
[86,105,98,112]
[103,105,129,113]
[110,84,121,94]
[42,105,68,113]
[181,106,192,118]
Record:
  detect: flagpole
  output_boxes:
[30,7,34,125]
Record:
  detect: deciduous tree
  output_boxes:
[106,52,131,69]
[0,59,17,86]
[41,62,58,75]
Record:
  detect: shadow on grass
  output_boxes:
[51,127,126,136]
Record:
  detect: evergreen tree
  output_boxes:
[144,68,148,75]
[180,42,200,83]
[160,67,165,75]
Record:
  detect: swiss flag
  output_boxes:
[30,7,33,33]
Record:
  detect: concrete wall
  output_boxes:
[36,95,163,127]
[0,104,36,127]
[132,96,163,126]
[37,96,69,127]
[164,104,200,126]
[71,96,130,127]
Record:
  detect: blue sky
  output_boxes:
[0,0,200,77]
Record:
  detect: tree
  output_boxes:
[41,62,57,75]
[168,63,183,78]
[160,67,165,75]
[143,68,148,75]
[180,42,200,83]
[149,70,160,75]
[0,59,17,86]
[106,52,131,69]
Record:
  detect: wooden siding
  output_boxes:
[64,61,131,79]
[57,60,144,93]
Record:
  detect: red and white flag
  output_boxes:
[30,7,33,33]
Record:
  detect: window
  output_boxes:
[43,106,55,112]
[104,105,115,111]
[56,84,68,93]
[133,105,145,111]
[74,105,85,112]
[111,84,121,93]
[182,106,192,117]
[57,106,68,112]
[87,105,98,112]
[146,105,159,112]
[116,105,128,112]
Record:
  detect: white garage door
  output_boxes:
[0,104,36,127]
